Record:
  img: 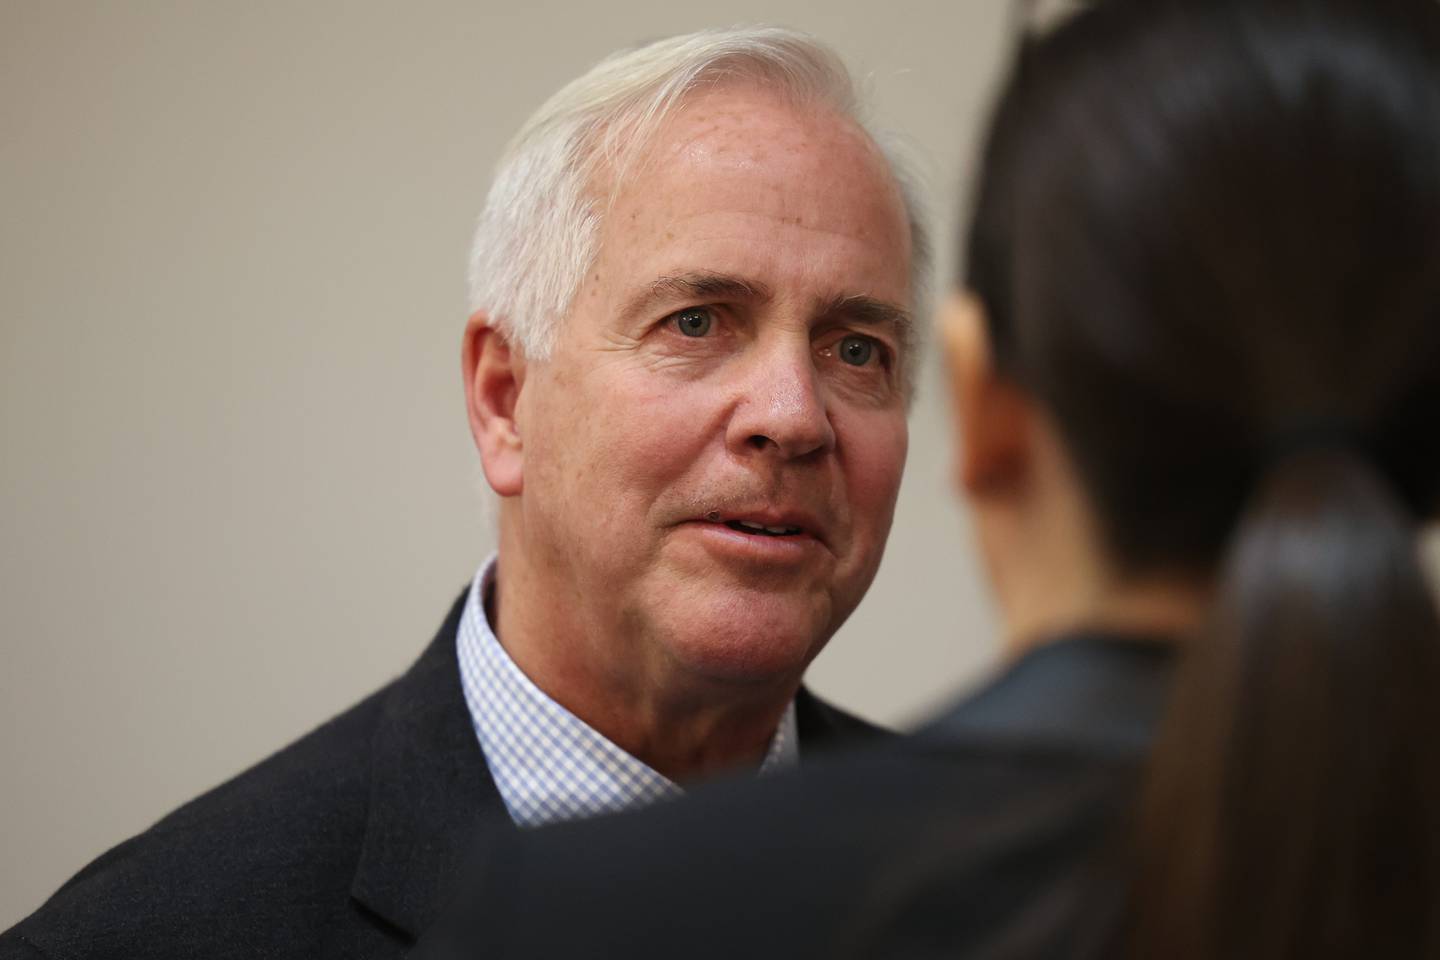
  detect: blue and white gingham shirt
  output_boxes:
[457,555,799,828]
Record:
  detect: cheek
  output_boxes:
[610,370,727,459]
[519,364,623,514]
[839,410,908,532]
[538,370,721,520]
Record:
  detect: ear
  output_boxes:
[939,292,1035,499]
[462,311,526,497]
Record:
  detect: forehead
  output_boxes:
[586,87,913,309]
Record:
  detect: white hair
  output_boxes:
[467,25,932,373]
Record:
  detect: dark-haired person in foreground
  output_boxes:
[417,1,1440,956]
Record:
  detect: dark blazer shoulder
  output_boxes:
[794,685,893,750]
[6,681,393,959]
[3,589,499,960]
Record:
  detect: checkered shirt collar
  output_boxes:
[457,554,799,828]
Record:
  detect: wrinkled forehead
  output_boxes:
[591,87,913,295]
[609,85,904,221]
[650,85,884,171]
[585,79,875,188]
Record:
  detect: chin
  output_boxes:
[657,594,833,685]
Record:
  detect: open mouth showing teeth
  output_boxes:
[724,520,804,537]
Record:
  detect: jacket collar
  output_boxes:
[794,684,893,748]
[350,590,510,940]
[928,632,1176,758]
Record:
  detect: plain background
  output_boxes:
[6,0,1438,932]
[0,0,1017,926]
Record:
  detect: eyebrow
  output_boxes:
[817,293,913,341]
[622,272,774,322]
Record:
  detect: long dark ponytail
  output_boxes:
[964,1,1440,955]
[1135,450,1440,956]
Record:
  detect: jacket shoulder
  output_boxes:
[3,683,393,959]
[794,685,894,750]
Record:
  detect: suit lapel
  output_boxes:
[350,591,511,940]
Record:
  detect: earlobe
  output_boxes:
[940,292,1033,497]
[462,311,526,497]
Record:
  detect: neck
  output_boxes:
[1002,571,1206,660]
[977,423,1207,659]
[490,510,794,782]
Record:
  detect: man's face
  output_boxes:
[512,87,912,688]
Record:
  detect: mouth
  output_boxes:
[719,518,805,538]
[693,508,827,550]
[678,509,830,567]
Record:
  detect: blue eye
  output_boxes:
[838,335,875,366]
[673,307,713,337]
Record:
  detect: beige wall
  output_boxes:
[0,0,1013,926]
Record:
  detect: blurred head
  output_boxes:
[951,0,1440,638]
[463,27,925,705]
[946,0,1440,955]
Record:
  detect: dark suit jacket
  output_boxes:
[416,633,1174,960]
[1,591,885,960]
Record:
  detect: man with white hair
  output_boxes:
[1,26,927,960]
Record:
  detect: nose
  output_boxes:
[725,343,836,461]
